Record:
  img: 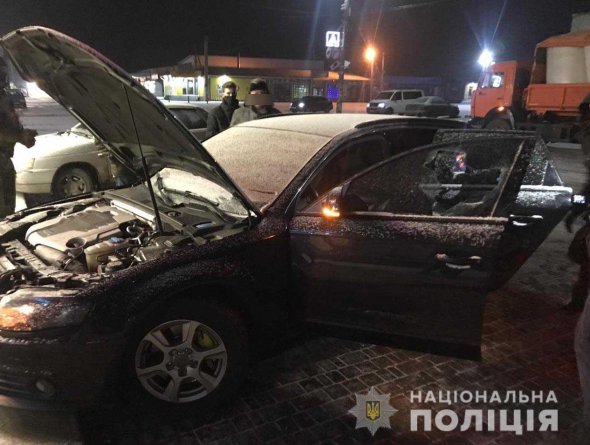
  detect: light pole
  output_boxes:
[380,51,385,92]
[364,46,377,101]
[336,0,351,114]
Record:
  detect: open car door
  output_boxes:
[289,132,571,358]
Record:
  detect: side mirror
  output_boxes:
[321,185,368,219]
[572,194,588,212]
[321,186,345,218]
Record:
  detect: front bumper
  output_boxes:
[15,168,55,194]
[366,107,386,114]
[0,328,125,410]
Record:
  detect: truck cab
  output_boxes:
[470,61,531,128]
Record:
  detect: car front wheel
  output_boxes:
[122,299,248,411]
[52,166,95,200]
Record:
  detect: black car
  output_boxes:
[7,88,26,108]
[0,27,571,411]
[290,95,333,113]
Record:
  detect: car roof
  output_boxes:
[234,113,426,138]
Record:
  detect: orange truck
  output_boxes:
[470,30,590,141]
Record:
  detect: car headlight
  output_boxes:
[366,103,370,107]
[378,103,385,108]
[298,102,305,108]
[0,288,92,331]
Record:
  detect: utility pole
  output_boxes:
[204,35,209,102]
[380,52,385,92]
[336,0,350,113]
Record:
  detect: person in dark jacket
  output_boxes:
[206,81,240,138]
[230,78,280,126]
[565,93,590,312]
[0,56,36,218]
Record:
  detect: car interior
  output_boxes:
[298,129,536,219]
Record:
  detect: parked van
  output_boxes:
[366,89,424,114]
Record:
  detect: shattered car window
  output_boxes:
[433,129,562,186]
[339,139,522,217]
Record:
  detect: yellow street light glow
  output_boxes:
[364,46,377,63]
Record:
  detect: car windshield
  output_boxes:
[204,126,330,209]
[374,92,392,100]
[151,168,250,219]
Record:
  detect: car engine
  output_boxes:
[0,198,192,293]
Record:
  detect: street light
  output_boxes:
[478,49,494,68]
[365,46,377,101]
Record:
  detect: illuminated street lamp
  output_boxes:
[478,49,494,68]
[365,46,377,100]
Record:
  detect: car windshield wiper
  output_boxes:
[182,190,230,222]
[154,176,182,208]
[161,187,229,222]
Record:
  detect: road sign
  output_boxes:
[325,31,341,48]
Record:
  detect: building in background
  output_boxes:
[573,0,590,30]
[133,54,369,102]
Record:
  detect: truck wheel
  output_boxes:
[485,118,511,131]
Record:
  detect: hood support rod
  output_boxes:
[123,86,164,233]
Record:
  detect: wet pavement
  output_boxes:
[0,99,588,444]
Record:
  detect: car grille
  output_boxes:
[0,370,36,396]
[368,102,380,109]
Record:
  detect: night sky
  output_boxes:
[0,0,573,81]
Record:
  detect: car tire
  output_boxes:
[52,166,96,200]
[386,108,394,115]
[485,118,512,131]
[119,299,248,413]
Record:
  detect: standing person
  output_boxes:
[230,78,280,126]
[575,273,590,427]
[571,93,590,428]
[0,56,36,218]
[566,93,590,312]
[206,81,240,138]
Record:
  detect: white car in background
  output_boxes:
[13,103,209,206]
[366,89,425,114]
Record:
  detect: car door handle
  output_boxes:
[509,214,543,227]
[435,253,481,270]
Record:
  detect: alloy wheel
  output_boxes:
[134,319,228,403]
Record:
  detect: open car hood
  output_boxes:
[1,26,256,213]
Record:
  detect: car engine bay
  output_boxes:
[0,192,242,294]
